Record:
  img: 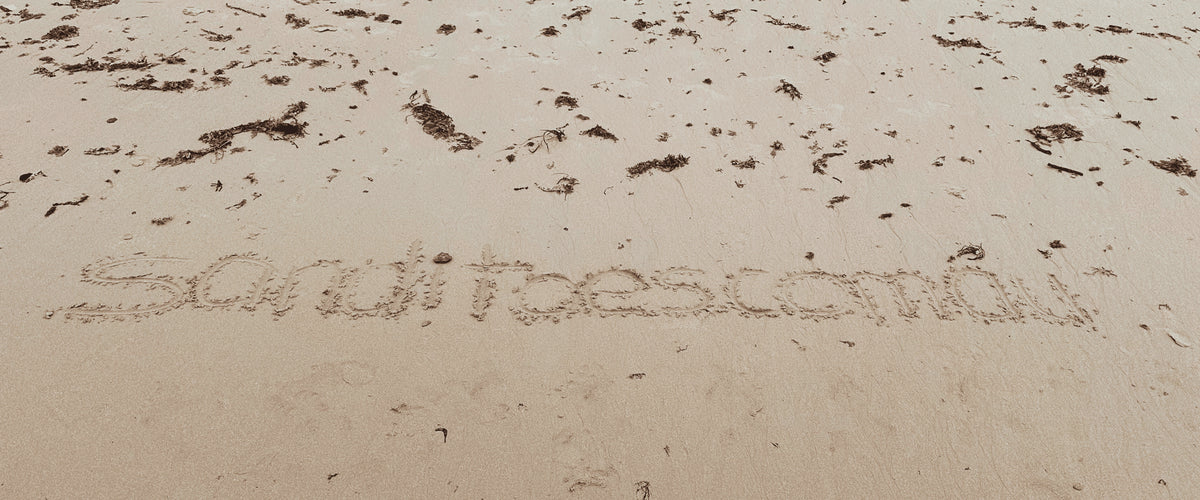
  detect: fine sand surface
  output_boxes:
[2,0,1199,497]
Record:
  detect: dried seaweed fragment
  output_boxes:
[69,0,119,9]
[580,125,618,142]
[1151,157,1196,177]
[1059,63,1109,95]
[42,25,79,40]
[158,102,309,167]
[932,34,988,49]
[628,154,689,178]
[775,79,802,100]
[116,76,194,92]
[1027,123,1084,148]
[765,15,809,30]
[402,91,482,152]
[856,156,894,170]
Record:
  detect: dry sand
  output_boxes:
[2,0,1199,497]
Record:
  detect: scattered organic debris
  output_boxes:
[513,124,568,153]
[631,19,661,31]
[628,154,689,178]
[1001,17,1047,31]
[1151,157,1196,177]
[60,57,155,74]
[813,51,837,63]
[731,157,759,169]
[765,15,809,30]
[200,29,232,42]
[83,145,121,156]
[538,175,579,196]
[812,152,843,174]
[541,26,559,36]
[47,145,68,156]
[284,13,310,29]
[402,90,482,152]
[856,156,894,170]
[1049,240,1066,249]
[44,194,88,217]
[769,141,785,156]
[1058,63,1109,95]
[151,216,174,225]
[951,244,985,261]
[1027,123,1083,151]
[554,95,579,109]
[436,24,456,35]
[668,27,701,43]
[333,9,371,18]
[226,3,265,17]
[42,25,79,41]
[351,79,368,95]
[775,80,802,100]
[932,34,988,49]
[116,76,194,92]
[70,0,119,9]
[581,125,618,141]
[262,75,290,86]
[158,101,309,166]
[1047,163,1084,176]
[826,195,849,208]
[1093,54,1127,63]
[705,8,734,23]
[564,6,592,21]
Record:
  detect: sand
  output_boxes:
[1,0,1199,497]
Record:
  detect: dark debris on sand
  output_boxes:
[158,102,309,167]
[731,157,759,169]
[333,9,371,18]
[628,154,689,178]
[932,34,988,49]
[69,0,119,9]
[1151,157,1196,177]
[60,57,155,74]
[42,25,79,41]
[403,91,482,152]
[812,152,843,174]
[117,76,194,92]
[856,156,894,170]
[285,14,310,29]
[580,125,618,141]
[1058,63,1110,96]
[813,51,837,63]
[765,15,809,30]
[775,80,802,100]
[1027,123,1084,148]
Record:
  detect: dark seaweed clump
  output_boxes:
[60,57,154,73]
[628,154,689,177]
[70,0,119,9]
[1151,157,1196,177]
[116,76,194,92]
[158,102,309,167]
[403,92,482,152]
[580,125,618,141]
[1027,123,1084,146]
[932,34,988,49]
[42,25,79,40]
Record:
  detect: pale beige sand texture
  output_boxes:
[1,0,1199,497]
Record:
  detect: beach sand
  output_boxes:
[1,0,1199,497]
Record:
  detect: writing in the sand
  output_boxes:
[59,244,1094,328]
